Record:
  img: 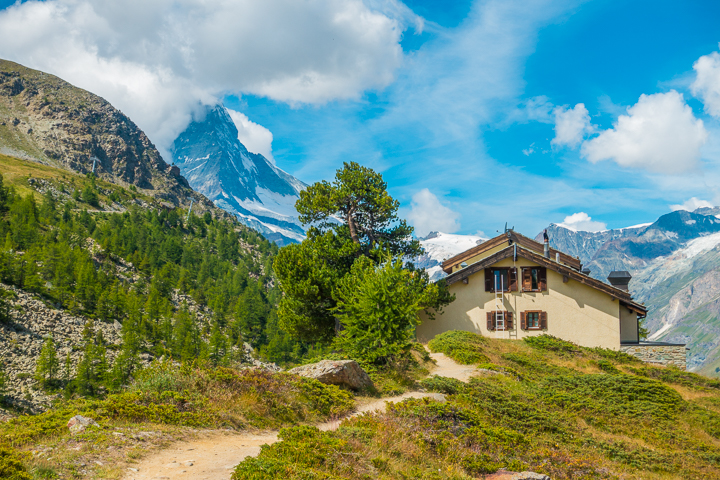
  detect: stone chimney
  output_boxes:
[607,271,632,291]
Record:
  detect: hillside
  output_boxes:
[0,153,312,414]
[171,105,306,246]
[0,59,214,212]
[232,332,720,480]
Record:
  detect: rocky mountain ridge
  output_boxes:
[0,58,216,214]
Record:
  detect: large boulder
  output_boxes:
[289,360,374,391]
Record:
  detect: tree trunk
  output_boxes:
[346,209,359,244]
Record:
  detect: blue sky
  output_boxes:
[2,0,720,237]
[222,0,720,236]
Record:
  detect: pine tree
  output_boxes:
[208,320,227,365]
[35,337,60,388]
[74,343,97,396]
[63,352,72,383]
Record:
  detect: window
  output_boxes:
[521,267,547,292]
[521,311,547,330]
[526,311,539,328]
[484,268,517,292]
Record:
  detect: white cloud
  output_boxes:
[557,212,606,232]
[406,189,461,237]
[669,197,714,212]
[691,46,720,117]
[580,91,708,174]
[552,103,592,148]
[226,109,275,164]
[0,0,413,155]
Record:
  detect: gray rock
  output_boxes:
[289,360,374,391]
[67,415,99,434]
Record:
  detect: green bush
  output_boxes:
[540,374,684,420]
[428,330,489,365]
[420,375,465,395]
[0,447,30,480]
[523,334,578,353]
[596,359,621,374]
[232,426,349,480]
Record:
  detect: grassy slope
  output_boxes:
[0,152,156,208]
[0,363,355,479]
[234,332,720,480]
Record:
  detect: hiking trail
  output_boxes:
[123,352,476,480]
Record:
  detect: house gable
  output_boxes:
[442,231,582,274]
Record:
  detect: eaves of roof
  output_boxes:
[441,231,581,274]
[443,244,647,316]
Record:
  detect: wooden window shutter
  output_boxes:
[486,312,495,331]
[485,269,493,292]
[540,311,548,329]
[522,268,532,292]
[509,268,518,292]
[520,311,527,330]
[506,311,513,329]
[538,267,547,291]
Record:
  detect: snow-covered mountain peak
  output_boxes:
[171,105,306,245]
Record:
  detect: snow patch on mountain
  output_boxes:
[680,232,720,259]
[417,231,488,280]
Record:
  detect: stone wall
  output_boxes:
[620,344,687,370]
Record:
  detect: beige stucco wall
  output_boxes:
[619,305,639,343]
[418,257,623,350]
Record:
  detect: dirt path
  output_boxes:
[124,351,475,480]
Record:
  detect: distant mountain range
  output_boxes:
[171,105,306,246]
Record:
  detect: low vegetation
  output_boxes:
[0,362,354,478]
[233,333,720,479]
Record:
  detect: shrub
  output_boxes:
[428,330,489,365]
[231,426,349,479]
[420,375,465,395]
[596,359,621,375]
[541,374,684,420]
[0,447,31,480]
[523,334,578,354]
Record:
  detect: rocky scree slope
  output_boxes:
[0,284,123,415]
[172,105,306,246]
[0,59,216,214]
